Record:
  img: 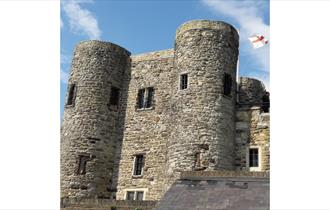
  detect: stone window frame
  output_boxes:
[247,145,262,171]
[136,87,155,111]
[132,154,145,178]
[124,188,148,201]
[66,82,77,107]
[178,72,189,91]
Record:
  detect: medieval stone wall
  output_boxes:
[116,50,175,200]
[165,20,239,188]
[61,40,131,199]
[61,20,269,204]
[235,77,270,171]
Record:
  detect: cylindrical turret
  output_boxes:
[238,77,267,105]
[166,20,239,185]
[61,40,130,199]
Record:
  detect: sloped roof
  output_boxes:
[154,171,269,210]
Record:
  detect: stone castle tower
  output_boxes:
[61,20,270,202]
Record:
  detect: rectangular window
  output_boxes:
[77,155,89,175]
[67,84,76,106]
[223,73,232,96]
[180,74,188,90]
[125,190,145,201]
[126,191,135,201]
[249,148,259,167]
[136,191,144,201]
[136,87,154,109]
[133,155,144,176]
[109,86,120,106]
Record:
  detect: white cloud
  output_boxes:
[62,0,101,40]
[60,69,70,84]
[202,0,269,73]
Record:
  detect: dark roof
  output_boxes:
[155,171,269,210]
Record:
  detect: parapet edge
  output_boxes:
[75,40,131,56]
[131,49,174,62]
[175,19,239,40]
[180,170,270,179]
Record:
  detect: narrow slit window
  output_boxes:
[249,148,259,167]
[109,86,120,106]
[67,84,76,106]
[223,73,232,96]
[133,155,144,176]
[137,89,145,109]
[195,153,201,168]
[77,155,89,175]
[145,87,154,108]
[180,74,188,90]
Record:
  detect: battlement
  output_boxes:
[131,49,174,62]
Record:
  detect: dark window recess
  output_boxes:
[136,191,144,201]
[261,92,270,113]
[67,84,76,106]
[249,148,259,167]
[133,155,144,176]
[145,87,154,108]
[109,86,120,106]
[137,89,145,109]
[195,153,201,168]
[77,155,89,175]
[223,73,232,96]
[136,87,154,109]
[126,191,135,200]
[180,74,188,90]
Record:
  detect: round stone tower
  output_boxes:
[166,20,239,185]
[61,40,130,199]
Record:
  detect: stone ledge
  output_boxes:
[180,170,270,179]
[131,49,174,62]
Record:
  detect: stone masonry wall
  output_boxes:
[61,40,131,199]
[165,20,239,188]
[235,77,269,171]
[61,20,270,206]
[116,50,175,200]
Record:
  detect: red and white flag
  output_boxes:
[248,34,269,48]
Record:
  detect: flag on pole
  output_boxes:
[248,34,269,48]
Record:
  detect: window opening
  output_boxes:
[133,155,144,176]
[223,73,232,96]
[109,86,120,106]
[136,191,144,201]
[249,148,259,167]
[67,84,76,106]
[77,155,89,175]
[145,87,154,108]
[137,87,154,109]
[126,191,135,200]
[180,74,188,90]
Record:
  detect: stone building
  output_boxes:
[61,20,270,206]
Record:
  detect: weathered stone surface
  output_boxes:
[61,20,270,205]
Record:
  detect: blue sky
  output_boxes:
[61,0,269,117]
